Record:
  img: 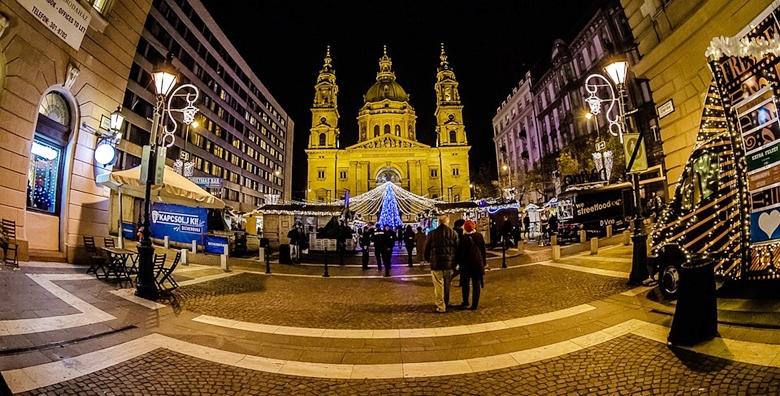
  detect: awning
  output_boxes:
[96,165,225,209]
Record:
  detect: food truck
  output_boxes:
[650,4,780,298]
[557,182,633,240]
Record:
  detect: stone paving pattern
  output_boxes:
[169,264,630,328]
[22,334,780,396]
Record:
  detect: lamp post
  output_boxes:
[136,56,200,300]
[585,59,647,285]
[174,119,199,177]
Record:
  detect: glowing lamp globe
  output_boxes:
[94,142,116,165]
[604,61,628,85]
[152,59,178,96]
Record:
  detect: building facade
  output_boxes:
[492,72,541,203]
[0,0,152,262]
[620,0,772,194]
[494,0,662,201]
[115,0,294,212]
[306,45,471,204]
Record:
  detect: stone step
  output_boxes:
[28,249,67,263]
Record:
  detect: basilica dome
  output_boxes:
[364,78,409,103]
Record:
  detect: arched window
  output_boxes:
[384,124,391,134]
[28,92,72,214]
[373,125,380,137]
[395,125,401,136]
[449,130,457,143]
[319,133,326,146]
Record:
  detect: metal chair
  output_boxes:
[84,236,106,276]
[1,219,19,268]
[155,251,181,292]
[104,237,116,249]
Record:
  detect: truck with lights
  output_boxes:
[650,4,780,298]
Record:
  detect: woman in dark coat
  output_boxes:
[457,220,487,310]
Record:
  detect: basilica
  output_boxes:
[305,45,472,203]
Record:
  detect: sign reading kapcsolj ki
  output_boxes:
[17,0,91,51]
[150,203,207,244]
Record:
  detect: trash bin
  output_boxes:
[279,243,292,264]
[667,255,717,346]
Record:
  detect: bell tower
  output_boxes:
[309,46,340,149]
[434,43,467,146]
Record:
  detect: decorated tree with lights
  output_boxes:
[377,183,403,228]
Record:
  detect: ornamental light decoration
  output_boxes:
[584,73,624,143]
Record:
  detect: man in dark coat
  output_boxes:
[287,223,302,264]
[381,225,395,277]
[404,225,415,267]
[457,220,487,310]
[424,215,459,312]
[371,225,386,271]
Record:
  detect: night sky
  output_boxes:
[201,0,610,199]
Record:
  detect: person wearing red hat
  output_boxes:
[457,219,487,310]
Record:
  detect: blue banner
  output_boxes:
[204,234,230,255]
[122,222,137,240]
[150,203,207,244]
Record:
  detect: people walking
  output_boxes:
[360,225,372,270]
[372,225,386,271]
[523,213,531,239]
[457,220,487,310]
[404,225,415,267]
[424,214,459,313]
[382,225,395,277]
[287,222,302,264]
[414,227,427,264]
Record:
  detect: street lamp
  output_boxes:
[136,55,200,300]
[585,59,647,285]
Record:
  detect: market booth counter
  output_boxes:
[97,165,226,256]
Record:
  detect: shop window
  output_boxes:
[28,92,72,215]
[27,138,62,214]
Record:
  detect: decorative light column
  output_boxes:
[585,59,648,285]
[136,55,200,300]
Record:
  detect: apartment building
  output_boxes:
[115,0,294,212]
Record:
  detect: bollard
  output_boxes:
[258,247,265,263]
[323,246,330,277]
[191,240,197,253]
[220,255,229,271]
[590,237,598,255]
[551,234,558,246]
[579,230,587,244]
[606,224,613,238]
[518,240,524,252]
[623,230,631,246]
[164,236,169,249]
[180,248,188,265]
[552,245,561,262]
[264,247,271,274]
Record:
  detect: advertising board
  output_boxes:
[150,203,207,244]
[204,234,229,255]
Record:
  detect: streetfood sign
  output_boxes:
[16,0,91,51]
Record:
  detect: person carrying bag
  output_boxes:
[457,220,487,310]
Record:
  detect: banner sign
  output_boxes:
[190,177,223,189]
[121,222,137,241]
[746,140,780,172]
[204,234,229,255]
[16,0,91,51]
[150,203,207,244]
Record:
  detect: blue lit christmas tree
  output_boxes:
[377,183,403,228]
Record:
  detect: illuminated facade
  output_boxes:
[306,45,471,203]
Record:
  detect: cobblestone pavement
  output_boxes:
[169,264,630,328]
[22,334,780,396]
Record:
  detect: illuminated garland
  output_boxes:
[705,34,780,60]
